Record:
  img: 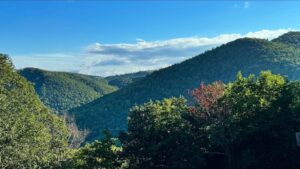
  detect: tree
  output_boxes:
[121,97,205,169]
[63,130,122,169]
[0,54,69,168]
[216,71,300,169]
[189,81,232,169]
[188,71,300,169]
[66,115,89,149]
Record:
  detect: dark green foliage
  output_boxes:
[62,131,122,169]
[273,31,300,48]
[71,32,300,141]
[0,54,69,168]
[121,72,300,169]
[232,72,300,169]
[105,70,152,88]
[196,72,300,169]
[20,68,117,112]
[120,97,205,169]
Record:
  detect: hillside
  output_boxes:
[105,70,152,88]
[272,31,300,48]
[20,68,118,112]
[70,32,300,141]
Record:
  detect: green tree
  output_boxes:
[189,71,300,169]
[121,97,205,169]
[214,71,300,169]
[63,130,122,169]
[0,54,69,168]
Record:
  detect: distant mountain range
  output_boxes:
[19,68,117,112]
[18,32,300,141]
[66,32,300,141]
[20,68,151,113]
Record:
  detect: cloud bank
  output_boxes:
[12,28,293,76]
[78,28,292,76]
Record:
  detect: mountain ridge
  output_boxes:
[70,32,300,141]
[20,68,152,113]
[105,70,152,88]
[20,67,118,112]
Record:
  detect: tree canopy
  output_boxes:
[118,71,300,169]
[0,54,69,168]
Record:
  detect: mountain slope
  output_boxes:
[71,32,300,141]
[105,70,152,88]
[272,31,300,48]
[20,68,118,112]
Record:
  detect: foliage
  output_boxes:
[189,71,300,169]
[189,81,226,120]
[119,71,300,169]
[272,31,300,48]
[220,71,300,169]
[0,54,69,168]
[62,131,122,169]
[71,32,300,141]
[120,97,205,169]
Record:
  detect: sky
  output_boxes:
[1,1,300,76]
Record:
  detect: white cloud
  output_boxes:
[244,29,292,39]
[80,28,292,76]
[11,28,294,76]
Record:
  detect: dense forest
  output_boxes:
[2,53,300,168]
[19,68,117,112]
[273,31,300,48]
[70,32,300,141]
[105,71,152,89]
[19,68,150,113]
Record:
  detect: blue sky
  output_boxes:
[1,1,300,76]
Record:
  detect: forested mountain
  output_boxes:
[20,68,118,112]
[105,71,152,89]
[70,32,300,141]
[273,31,300,48]
[20,68,151,113]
